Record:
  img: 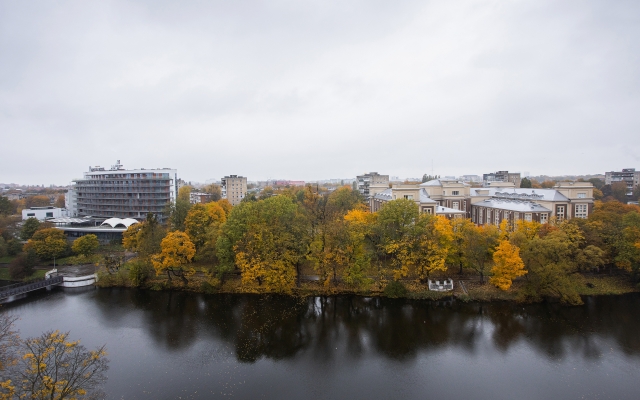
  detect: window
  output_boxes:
[525,213,532,222]
[454,214,462,219]
[452,191,460,196]
[514,212,519,220]
[442,191,446,195]
[404,195,413,200]
[472,208,476,220]
[575,204,588,218]
[27,213,35,217]
[540,213,548,224]
[452,201,459,210]
[577,193,586,199]
[486,209,492,224]
[423,207,432,214]
[478,209,483,224]
[46,212,53,218]
[556,206,565,220]
[495,212,500,226]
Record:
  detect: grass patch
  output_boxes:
[0,255,17,264]
[0,267,46,281]
[571,274,638,296]
[54,254,102,266]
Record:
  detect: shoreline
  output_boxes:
[95,272,639,304]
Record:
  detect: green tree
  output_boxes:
[218,196,308,292]
[72,234,100,257]
[20,217,41,241]
[588,178,604,190]
[167,199,192,231]
[0,197,12,216]
[462,224,499,283]
[520,177,532,188]
[26,228,68,260]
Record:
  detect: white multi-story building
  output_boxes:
[65,187,78,217]
[221,175,247,205]
[70,161,177,221]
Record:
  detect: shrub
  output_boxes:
[384,280,408,298]
[9,249,38,280]
[128,260,152,287]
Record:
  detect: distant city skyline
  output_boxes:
[1,1,638,185]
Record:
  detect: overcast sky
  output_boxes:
[1,0,639,185]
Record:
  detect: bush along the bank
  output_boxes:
[106,190,640,304]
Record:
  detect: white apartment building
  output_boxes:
[357,172,389,197]
[221,175,247,205]
[22,206,67,221]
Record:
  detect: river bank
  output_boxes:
[95,267,639,304]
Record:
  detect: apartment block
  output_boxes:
[605,168,640,197]
[483,171,522,188]
[72,161,177,220]
[357,172,389,197]
[222,175,247,205]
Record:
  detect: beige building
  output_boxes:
[221,175,247,206]
[370,184,465,219]
[469,181,594,225]
[369,179,594,226]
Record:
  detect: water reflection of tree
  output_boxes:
[90,289,640,363]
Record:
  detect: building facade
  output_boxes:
[483,171,522,188]
[190,192,213,204]
[369,180,594,225]
[71,161,177,221]
[22,206,66,221]
[605,168,640,197]
[357,172,389,197]
[222,175,247,205]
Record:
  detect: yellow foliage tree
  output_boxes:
[12,330,108,399]
[393,215,453,282]
[205,202,227,224]
[217,199,233,217]
[490,239,527,290]
[26,228,68,260]
[184,204,212,249]
[152,231,196,284]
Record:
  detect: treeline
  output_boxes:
[122,186,640,304]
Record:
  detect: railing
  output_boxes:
[0,276,64,299]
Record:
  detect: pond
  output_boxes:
[3,287,640,399]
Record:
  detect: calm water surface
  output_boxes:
[2,287,640,399]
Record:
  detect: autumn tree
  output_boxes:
[202,184,222,201]
[184,204,212,250]
[54,194,65,208]
[12,330,109,399]
[122,214,166,261]
[218,196,308,292]
[8,248,38,279]
[20,217,41,240]
[24,195,50,209]
[610,182,629,203]
[26,228,68,260]
[217,199,233,217]
[490,240,526,290]
[152,231,196,284]
[72,234,100,257]
[178,185,192,202]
